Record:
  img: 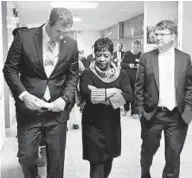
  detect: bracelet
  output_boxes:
[105,88,107,102]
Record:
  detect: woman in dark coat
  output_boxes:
[80,38,133,178]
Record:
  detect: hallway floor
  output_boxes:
[1,110,192,178]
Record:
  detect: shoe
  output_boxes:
[73,124,79,129]
[122,110,128,116]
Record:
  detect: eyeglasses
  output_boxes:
[154,33,172,37]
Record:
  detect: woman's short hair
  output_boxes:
[93,38,114,54]
[49,8,73,28]
[155,20,177,35]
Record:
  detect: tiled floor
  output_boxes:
[1,110,192,178]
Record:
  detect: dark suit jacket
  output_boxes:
[134,48,192,124]
[3,25,79,124]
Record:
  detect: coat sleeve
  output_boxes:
[79,69,92,103]
[63,42,79,103]
[184,55,192,107]
[120,70,133,103]
[3,31,27,99]
[134,54,145,114]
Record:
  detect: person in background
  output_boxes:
[79,50,90,69]
[113,42,125,68]
[121,40,142,118]
[135,20,192,178]
[80,38,133,178]
[87,45,95,66]
[3,8,79,178]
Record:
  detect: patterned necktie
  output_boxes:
[44,40,56,68]
[43,40,57,101]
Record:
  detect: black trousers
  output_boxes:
[17,115,67,178]
[124,76,136,114]
[140,107,188,178]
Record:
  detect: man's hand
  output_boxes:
[22,93,45,110]
[129,63,135,68]
[48,97,66,112]
[106,88,122,98]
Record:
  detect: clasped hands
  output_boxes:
[106,88,122,98]
[22,93,66,112]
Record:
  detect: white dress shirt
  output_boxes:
[158,46,176,110]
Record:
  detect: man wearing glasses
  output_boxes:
[135,20,192,178]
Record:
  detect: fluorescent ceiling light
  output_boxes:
[74,17,82,22]
[51,2,98,9]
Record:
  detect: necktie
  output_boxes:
[43,40,56,101]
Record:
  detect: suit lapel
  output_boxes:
[33,25,45,74]
[50,37,68,75]
[174,49,180,89]
[152,48,179,90]
[152,49,159,89]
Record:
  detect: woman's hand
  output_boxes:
[106,88,122,98]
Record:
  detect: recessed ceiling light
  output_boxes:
[51,2,98,9]
[74,17,82,22]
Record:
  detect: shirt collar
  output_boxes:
[42,24,50,44]
[159,46,174,56]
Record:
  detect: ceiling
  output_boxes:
[14,1,144,31]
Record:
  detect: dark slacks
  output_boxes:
[140,107,188,178]
[17,114,67,178]
[124,76,136,114]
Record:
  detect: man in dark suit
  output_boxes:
[135,20,192,178]
[3,8,79,178]
[113,42,125,68]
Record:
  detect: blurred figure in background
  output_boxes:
[87,45,95,65]
[121,40,141,118]
[113,42,125,68]
[79,50,90,69]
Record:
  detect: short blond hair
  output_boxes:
[49,8,73,28]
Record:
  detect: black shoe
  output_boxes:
[38,157,46,167]
[73,124,79,129]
